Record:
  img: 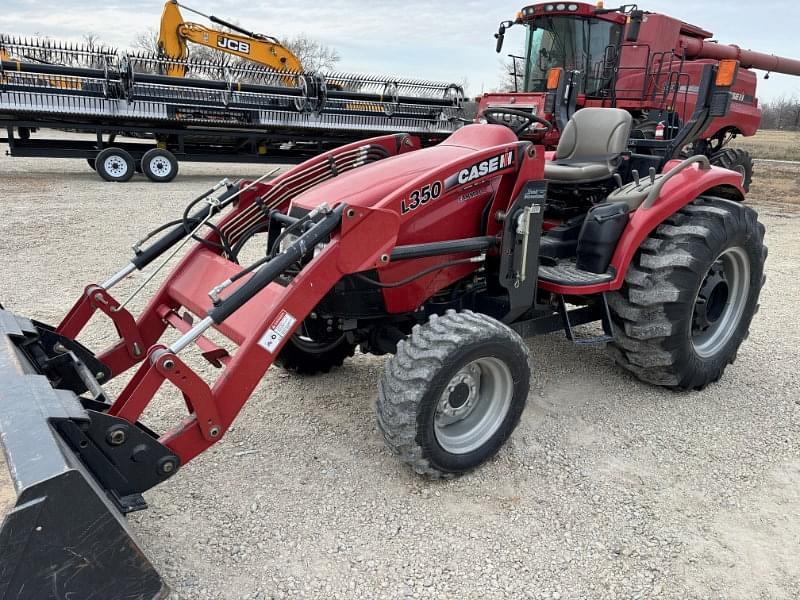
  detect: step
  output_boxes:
[538,261,614,286]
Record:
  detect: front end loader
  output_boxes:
[0,61,766,598]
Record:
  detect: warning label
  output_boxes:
[258,310,298,353]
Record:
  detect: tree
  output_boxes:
[131,28,160,55]
[497,49,526,93]
[281,34,341,72]
[759,94,800,131]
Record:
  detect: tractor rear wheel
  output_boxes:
[377,310,530,478]
[710,148,754,192]
[607,196,766,390]
[275,329,356,375]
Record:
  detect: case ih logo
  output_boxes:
[218,37,251,54]
[445,150,514,190]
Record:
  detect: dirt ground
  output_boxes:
[0,147,798,600]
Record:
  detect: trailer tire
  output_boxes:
[377,310,530,478]
[709,148,754,192]
[607,196,766,390]
[142,149,179,183]
[95,148,135,183]
[275,333,356,375]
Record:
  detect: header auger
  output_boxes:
[0,60,767,598]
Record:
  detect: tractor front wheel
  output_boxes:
[377,310,530,478]
[607,196,766,390]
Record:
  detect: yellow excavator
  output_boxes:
[157,0,303,76]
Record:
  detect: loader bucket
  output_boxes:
[0,310,167,600]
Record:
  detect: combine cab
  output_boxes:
[487,2,800,190]
[0,61,767,598]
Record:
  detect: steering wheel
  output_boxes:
[483,107,553,139]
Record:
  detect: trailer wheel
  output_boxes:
[607,196,766,390]
[95,148,135,183]
[709,148,754,192]
[377,310,530,478]
[275,331,356,375]
[17,127,31,140]
[141,149,179,183]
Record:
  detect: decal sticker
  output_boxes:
[458,188,486,204]
[218,37,251,54]
[258,310,298,353]
[400,181,443,214]
[445,150,515,191]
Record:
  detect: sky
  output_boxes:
[2,0,799,101]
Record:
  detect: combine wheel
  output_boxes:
[607,196,766,390]
[95,147,135,182]
[275,329,356,375]
[709,147,754,192]
[377,310,530,478]
[142,148,179,183]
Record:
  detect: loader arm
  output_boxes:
[158,0,303,77]
[0,132,419,599]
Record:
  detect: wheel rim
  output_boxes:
[103,155,128,178]
[149,156,172,178]
[434,357,514,455]
[691,246,750,358]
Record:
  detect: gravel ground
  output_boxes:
[0,148,798,600]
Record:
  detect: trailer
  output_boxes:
[0,37,465,182]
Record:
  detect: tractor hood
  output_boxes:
[291,125,519,212]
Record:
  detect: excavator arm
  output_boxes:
[158,0,303,77]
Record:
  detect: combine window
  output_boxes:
[523,16,623,97]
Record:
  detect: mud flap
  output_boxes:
[0,310,167,600]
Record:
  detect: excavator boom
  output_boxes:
[158,0,302,77]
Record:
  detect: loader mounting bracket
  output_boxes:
[18,321,112,397]
[54,410,181,514]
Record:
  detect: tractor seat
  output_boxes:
[544,108,633,184]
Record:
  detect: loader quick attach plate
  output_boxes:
[0,309,167,600]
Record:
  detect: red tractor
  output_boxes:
[487,2,800,191]
[0,61,766,598]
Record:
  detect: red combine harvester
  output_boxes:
[0,58,767,597]
[487,2,800,190]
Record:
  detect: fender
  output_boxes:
[541,161,745,295]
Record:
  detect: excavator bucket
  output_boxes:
[0,310,167,600]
